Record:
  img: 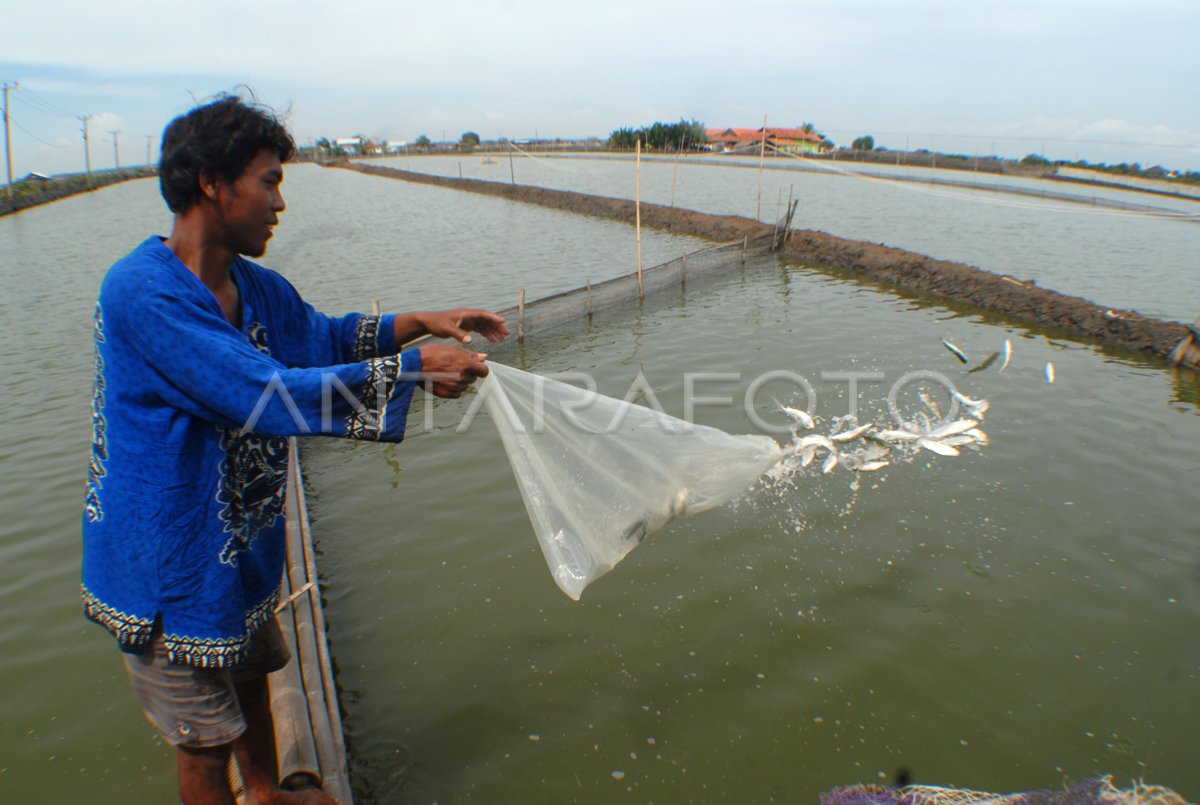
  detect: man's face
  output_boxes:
[216,148,285,258]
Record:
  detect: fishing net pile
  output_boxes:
[821,776,1189,805]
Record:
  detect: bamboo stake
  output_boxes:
[636,139,643,301]
[371,299,380,316]
[670,140,681,211]
[785,184,794,245]
[518,288,526,342]
[756,113,767,221]
[586,280,593,318]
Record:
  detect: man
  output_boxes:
[82,95,508,804]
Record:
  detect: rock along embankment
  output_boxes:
[341,162,1190,364]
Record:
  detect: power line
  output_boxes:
[14,85,78,118]
[11,116,65,148]
[12,89,77,120]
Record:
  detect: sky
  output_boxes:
[3,0,1199,178]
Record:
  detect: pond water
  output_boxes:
[1,162,1197,803]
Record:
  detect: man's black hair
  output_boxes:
[159,95,296,213]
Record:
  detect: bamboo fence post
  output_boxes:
[371,300,380,316]
[586,280,593,318]
[756,114,767,221]
[509,142,515,185]
[517,289,526,342]
[636,139,643,301]
[670,140,681,211]
[785,184,794,245]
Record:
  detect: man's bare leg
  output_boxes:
[234,675,338,805]
[178,743,236,805]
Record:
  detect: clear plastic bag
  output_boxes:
[478,362,782,599]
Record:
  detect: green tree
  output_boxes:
[415,134,432,148]
[1020,153,1051,167]
[460,131,481,147]
[851,135,875,151]
[607,119,707,151]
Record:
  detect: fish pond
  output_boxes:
[0,161,1197,803]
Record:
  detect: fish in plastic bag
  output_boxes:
[477,362,782,599]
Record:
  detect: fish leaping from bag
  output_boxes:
[831,422,874,442]
[1000,339,1012,371]
[942,340,968,364]
[773,398,815,430]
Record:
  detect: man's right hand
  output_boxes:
[417,344,490,398]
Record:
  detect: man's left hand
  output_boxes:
[420,308,510,344]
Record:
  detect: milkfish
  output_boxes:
[856,460,890,472]
[875,429,921,443]
[999,339,1012,371]
[831,422,874,442]
[966,351,999,374]
[1045,362,1056,383]
[927,418,978,439]
[942,339,968,364]
[964,428,989,446]
[821,451,840,474]
[774,398,815,430]
[799,434,836,452]
[917,437,960,457]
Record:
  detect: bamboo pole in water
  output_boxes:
[518,288,526,342]
[636,139,643,300]
[670,140,681,211]
[756,114,767,221]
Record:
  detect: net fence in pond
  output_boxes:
[494,218,791,342]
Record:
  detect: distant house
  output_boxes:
[705,127,830,155]
[333,137,366,155]
[20,172,53,185]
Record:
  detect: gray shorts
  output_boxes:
[122,617,291,748]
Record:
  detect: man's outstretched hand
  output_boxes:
[411,308,510,345]
[418,344,490,398]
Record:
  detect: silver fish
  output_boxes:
[999,339,1012,371]
[951,390,986,408]
[799,444,818,467]
[875,429,921,443]
[928,418,979,439]
[831,422,874,442]
[940,434,978,447]
[821,451,840,474]
[1045,362,1055,383]
[965,427,989,446]
[799,434,835,452]
[856,460,890,472]
[966,351,998,374]
[917,437,960,457]
[774,398,814,430]
[942,339,968,364]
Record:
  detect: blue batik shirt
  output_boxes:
[83,236,422,668]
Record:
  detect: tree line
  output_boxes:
[608,119,709,150]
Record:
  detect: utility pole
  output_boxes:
[79,114,93,185]
[3,81,16,202]
[145,134,154,167]
[109,129,121,172]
